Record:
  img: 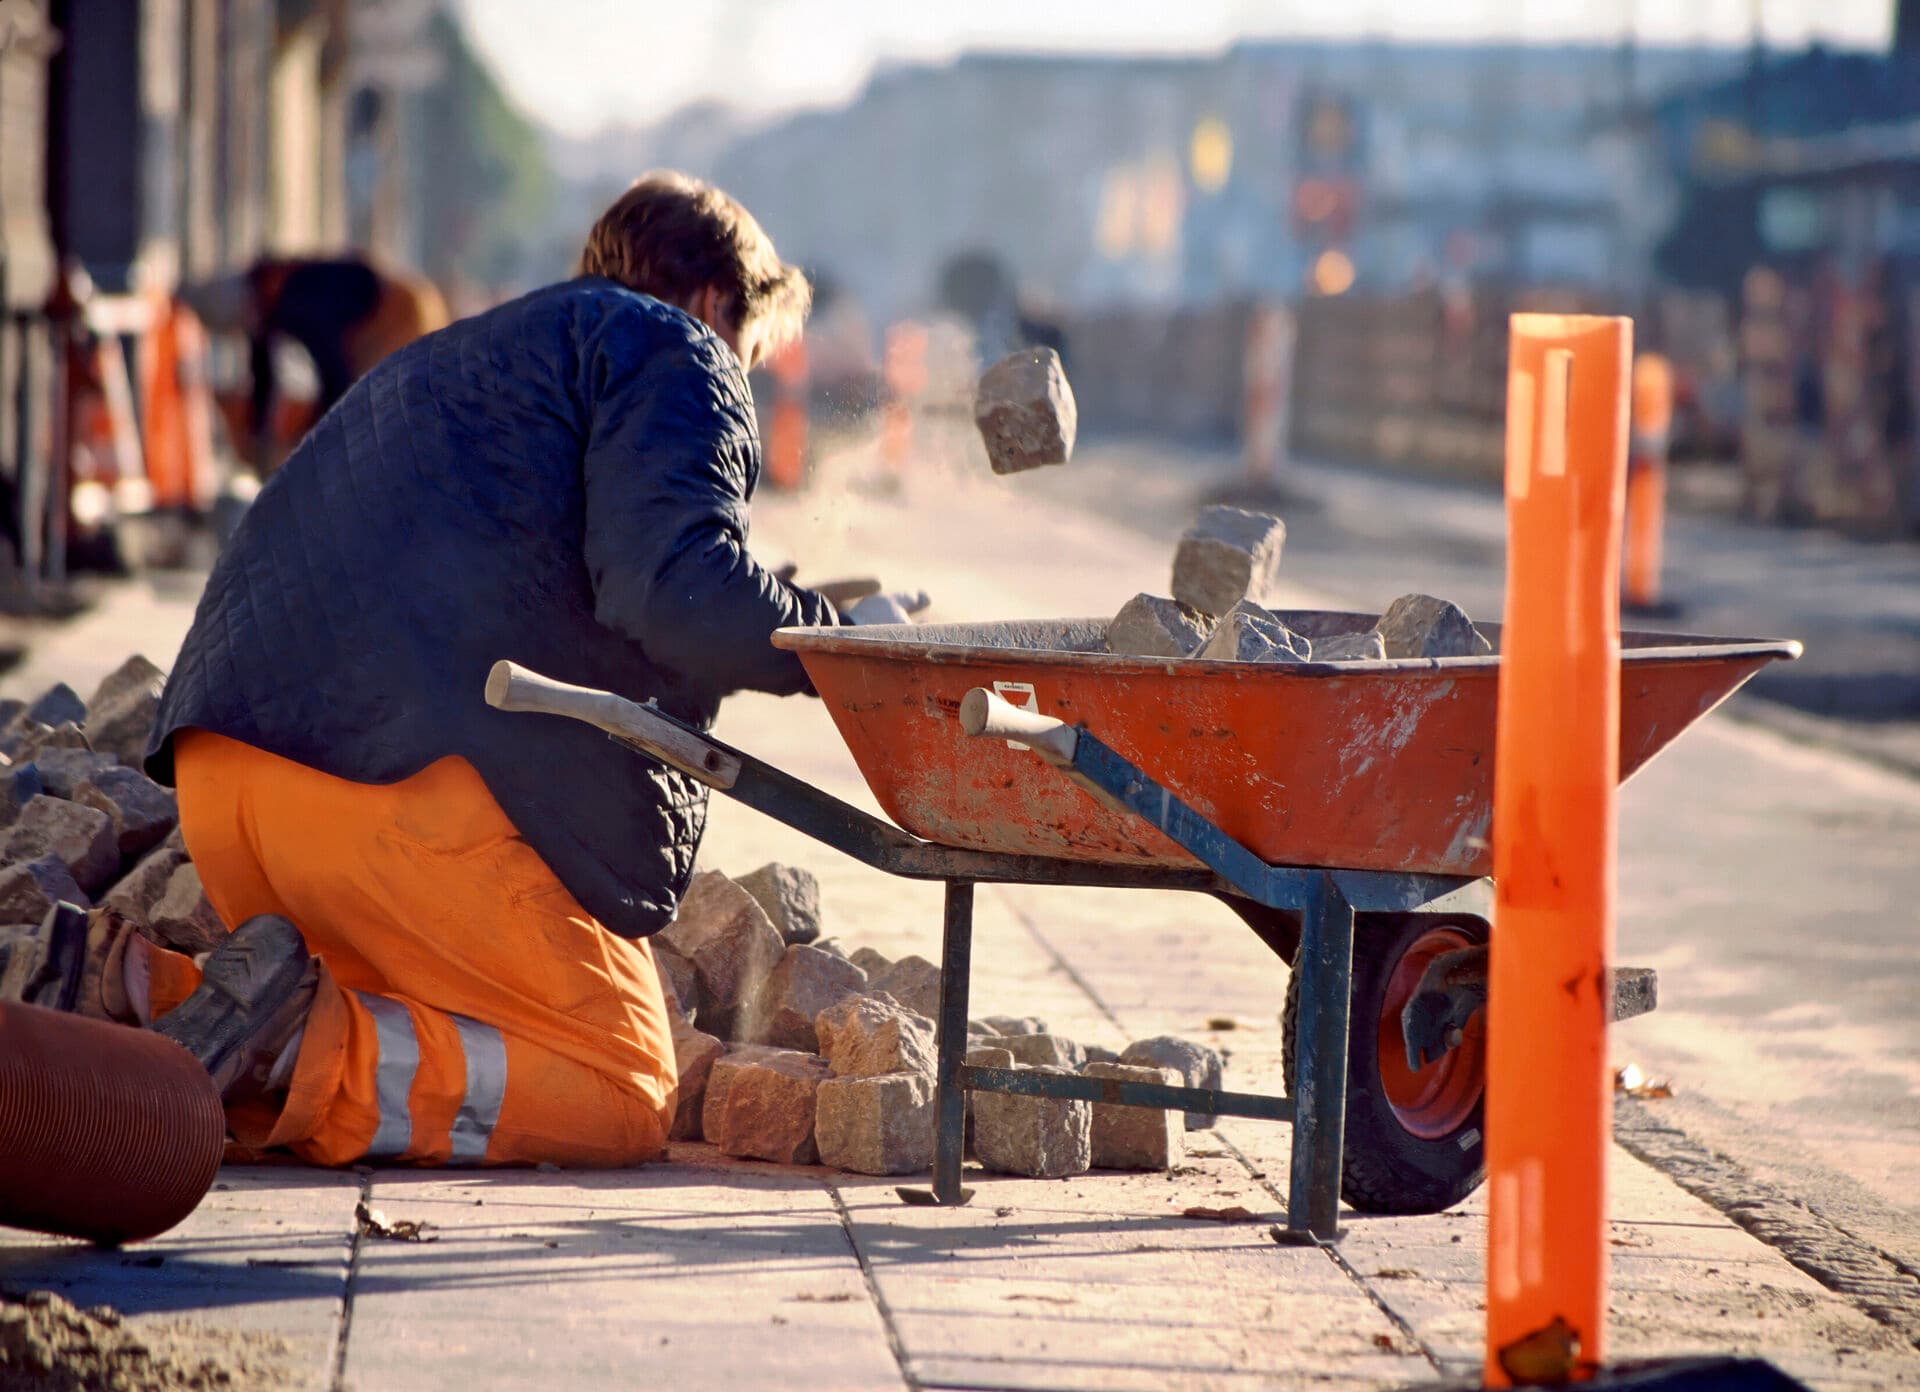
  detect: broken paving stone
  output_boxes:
[742,943,867,1052]
[0,763,43,826]
[868,954,941,1019]
[84,656,165,766]
[1084,1061,1184,1171]
[703,1046,830,1165]
[656,870,785,1039]
[815,1070,935,1176]
[963,1045,1016,1147]
[15,721,95,763]
[652,942,698,1021]
[1002,1033,1083,1069]
[1374,593,1492,660]
[974,346,1077,475]
[355,1200,437,1242]
[1083,1044,1121,1065]
[1120,1036,1225,1130]
[1182,1204,1258,1222]
[668,1021,726,1141]
[848,946,892,978]
[981,1015,1047,1037]
[28,747,119,799]
[815,993,937,1079]
[1194,600,1311,664]
[1171,506,1287,617]
[19,683,87,733]
[75,766,178,860]
[5,795,117,896]
[0,855,90,922]
[972,1065,1091,1179]
[148,861,227,955]
[735,862,822,945]
[1105,593,1212,660]
[1311,630,1388,663]
[101,840,188,923]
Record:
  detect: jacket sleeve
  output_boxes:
[579,317,838,697]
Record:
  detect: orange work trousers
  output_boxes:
[146,731,676,1168]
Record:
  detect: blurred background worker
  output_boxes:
[182,256,449,472]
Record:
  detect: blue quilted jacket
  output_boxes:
[148,278,838,938]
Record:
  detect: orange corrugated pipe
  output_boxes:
[1487,314,1631,1387]
[0,1001,224,1245]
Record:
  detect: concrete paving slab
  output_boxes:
[833,1177,1428,1390]
[339,1160,903,1392]
[0,1165,360,1390]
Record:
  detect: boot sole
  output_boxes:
[152,915,314,1097]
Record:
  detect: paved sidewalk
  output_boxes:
[2,448,1917,1388]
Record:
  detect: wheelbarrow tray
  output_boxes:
[774,612,1800,879]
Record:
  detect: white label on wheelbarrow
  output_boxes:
[993,681,1039,751]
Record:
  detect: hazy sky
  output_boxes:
[457,0,1896,137]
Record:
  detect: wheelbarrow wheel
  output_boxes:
[1282,913,1488,1215]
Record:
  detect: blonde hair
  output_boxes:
[580,171,810,355]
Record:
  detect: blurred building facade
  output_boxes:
[708,42,1745,329]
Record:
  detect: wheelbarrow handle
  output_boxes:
[484,661,741,789]
[959,687,1079,766]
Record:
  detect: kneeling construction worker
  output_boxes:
[2,173,917,1168]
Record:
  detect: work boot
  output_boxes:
[151,914,316,1101]
[0,902,139,1020]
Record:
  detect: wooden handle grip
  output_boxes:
[484,661,740,788]
[958,687,1079,765]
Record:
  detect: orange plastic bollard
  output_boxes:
[880,322,927,478]
[1486,314,1631,1387]
[1624,353,1674,611]
[1242,303,1295,482]
[765,339,810,491]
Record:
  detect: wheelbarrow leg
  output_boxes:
[931,879,976,1205]
[1283,875,1354,1243]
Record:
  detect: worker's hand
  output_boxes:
[847,591,932,625]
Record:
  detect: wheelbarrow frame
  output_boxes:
[487,662,1501,1243]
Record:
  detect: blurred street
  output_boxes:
[2,436,1919,1389]
[3,1,1919,1386]
[3,433,1919,1378]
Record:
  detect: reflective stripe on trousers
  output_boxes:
[353,992,507,1163]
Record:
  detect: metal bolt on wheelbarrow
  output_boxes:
[486,610,1797,1242]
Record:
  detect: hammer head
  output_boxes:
[973,346,1077,475]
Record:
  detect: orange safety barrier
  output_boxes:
[1487,314,1631,1387]
[1624,353,1674,611]
[764,339,810,491]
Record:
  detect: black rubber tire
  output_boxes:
[1282,912,1488,1215]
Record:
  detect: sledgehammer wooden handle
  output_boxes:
[959,687,1079,766]
[485,661,741,789]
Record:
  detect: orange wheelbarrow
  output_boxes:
[486,611,1797,1242]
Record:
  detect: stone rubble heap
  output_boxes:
[657,863,1225,1181]
[1106,504,1495,665]
[0,657,1229,1186]
[0,658,219,957]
